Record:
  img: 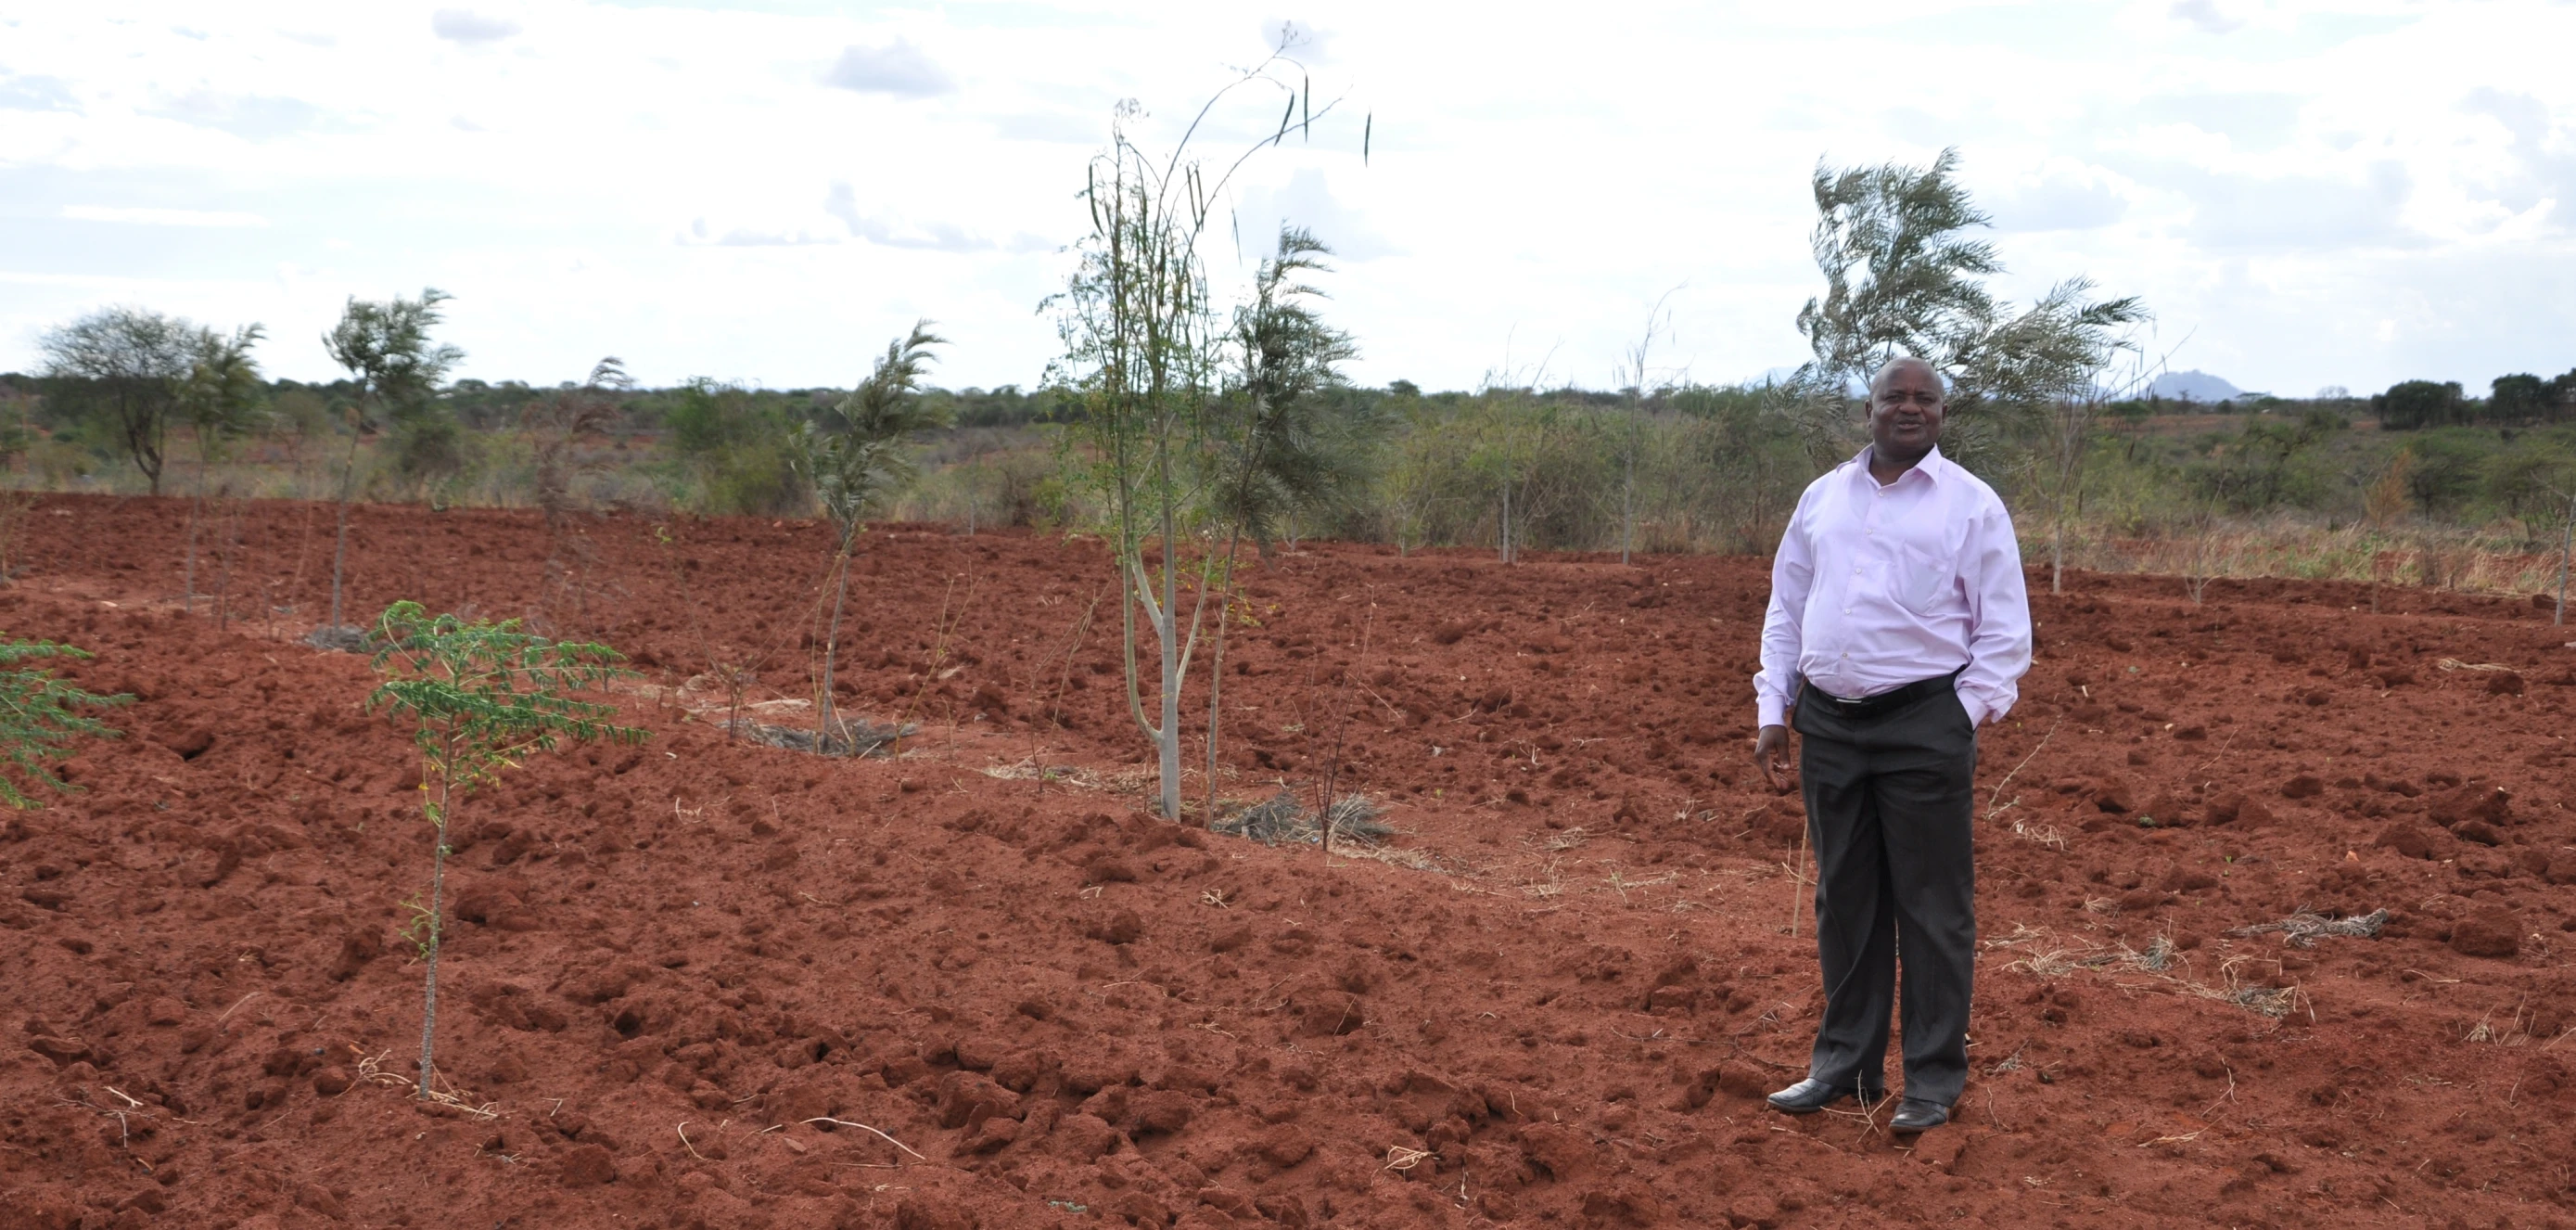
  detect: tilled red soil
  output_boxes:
[6,493,2576,1230]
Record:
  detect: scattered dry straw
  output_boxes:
[1211,789,1395,847]
[2227,908,2389,948]
[725,715,912,756]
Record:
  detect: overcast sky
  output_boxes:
[4,1,2572,397]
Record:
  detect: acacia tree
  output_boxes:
[791,322,947,750]
[322,291,464,635]
[38,307,195,495]
[1050,55,1346,820]
[174,324,269,613]
[366,601,642,1098]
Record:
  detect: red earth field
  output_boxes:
[6,494,2576,1230]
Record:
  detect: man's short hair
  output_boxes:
[1868,355,1946,399]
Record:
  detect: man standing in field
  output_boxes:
[1750,355,2031,1134]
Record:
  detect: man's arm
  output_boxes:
[1754,494,1815,729]
[1954,499,2032,726]
[1753,490,1817,789]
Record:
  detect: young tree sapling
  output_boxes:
[321,291,463,640]
[365,601,644,1097]
[792,323,947,750]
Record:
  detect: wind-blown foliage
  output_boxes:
[1794,147,2001,391]
[365,600,644,1098]
[0,637,132,810]
[1790,147,2144,475]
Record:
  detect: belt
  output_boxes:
[1799,669,1964,722]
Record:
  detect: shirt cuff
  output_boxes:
[1757,694,1788,729]
[1956,687,2002,728]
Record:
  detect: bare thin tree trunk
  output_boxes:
[417,761,453,1099]
[329,424,363,630]
[818,539,853,748]
[1621,431,1635,567]
[1157,504,1181,821]
[214,491,239,632]
[2558,495,2572,626]
[2051,518,2065,596]
[183,452,206,614]
[1205,534,1240,827]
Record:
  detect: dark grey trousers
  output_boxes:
[1792,681,1979,1107]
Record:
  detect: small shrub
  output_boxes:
[366,600,644,1097]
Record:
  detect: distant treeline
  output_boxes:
[2367,372,2576,430]
[7,366,2574,556]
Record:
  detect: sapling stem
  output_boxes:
[417,762,451,1097]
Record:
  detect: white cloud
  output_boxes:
[1989,167,2131,233]
[62,205,267,227]
[148,90,330,139]
[0,74,79,113]
[431,9,522,45]
[1232,167,1397,263]
[2168,0,2244,34]
[823,39,954,98]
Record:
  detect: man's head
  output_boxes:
[1867,356,1945,468]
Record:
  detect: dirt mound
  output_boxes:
[5,493,2576,1227]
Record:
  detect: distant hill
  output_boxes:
[2148,369,2243,403]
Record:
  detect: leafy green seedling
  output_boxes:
[0,635,132,808]
[365,600,644,1098]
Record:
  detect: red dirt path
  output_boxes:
[6,494,2576,1230]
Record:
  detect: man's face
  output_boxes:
[1868,363,1945,461]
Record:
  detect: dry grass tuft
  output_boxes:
[980,758,1095,787]
[1993,926,2303,1019]
[1211,789,1396,847]
[355,1051,498,1118]
[726,714,912,757]
[2227,908,2389,948]
[1533,826,1591,852]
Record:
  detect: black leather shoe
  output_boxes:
[1766,1078,1886,1114]
[1889,1098,1950,1133]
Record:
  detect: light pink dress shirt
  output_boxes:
[1754,444,2032,730]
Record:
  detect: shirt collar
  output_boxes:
[1854,442,1948,488]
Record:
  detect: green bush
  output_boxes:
[664,379,809,517]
